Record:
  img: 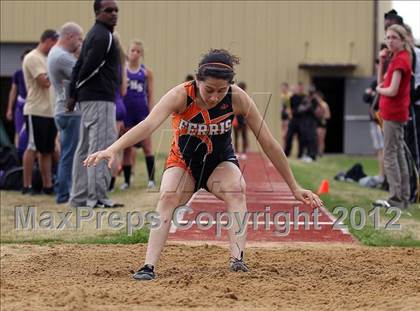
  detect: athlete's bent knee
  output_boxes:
[159,191,184,207]
[219,180,246,203]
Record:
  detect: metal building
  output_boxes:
[1,0,392,154]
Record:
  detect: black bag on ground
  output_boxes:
[0,146,23,190]
[344,163,366,182]
[0,164,45,192]
[0,146,20,171]
[0,166,23,190]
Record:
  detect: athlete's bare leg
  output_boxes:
[141,137,153,156]
[207,161,247,259]
[111,121,124,178]
[141,137,155,184]
[39,153,53,188]
[123,146,133,166]
[317,127,326,156]
[282,119,289,149]
[241,126,249,153]
[130,147,136,172]
[23,149,36,188]
[144,167,195,266]
[233,127,240,152]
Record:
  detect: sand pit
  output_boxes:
[1,243,420,310]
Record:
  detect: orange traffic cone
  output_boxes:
[317,179,329,195]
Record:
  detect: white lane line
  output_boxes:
[319,205,352,236]
[193,200,302,204]
[176,220,335,226]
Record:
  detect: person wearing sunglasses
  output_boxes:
[67,0,123,208]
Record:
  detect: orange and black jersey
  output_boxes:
[166,81,239,190]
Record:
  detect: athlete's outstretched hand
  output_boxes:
[292,187,324,208]
[83,148,115,169]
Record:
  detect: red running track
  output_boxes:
[168,153,355,243]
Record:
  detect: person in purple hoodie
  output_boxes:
[121,39,155,190]
[6,49,31,157]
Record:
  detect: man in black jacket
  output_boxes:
[68,0,121,208]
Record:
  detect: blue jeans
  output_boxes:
[54,114,81,204]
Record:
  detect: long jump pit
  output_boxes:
[1,154,420,310]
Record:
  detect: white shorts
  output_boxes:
[369,121,384,150]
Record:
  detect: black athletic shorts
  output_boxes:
[187,154,240,192]
[25,115,57,154]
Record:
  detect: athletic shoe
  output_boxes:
[22,186,40,195]
[300,156,313,163]
[133,264,155,281]
[56,198,69,204]
[120,182,129,191]
[69,201,88,208]
[42,187,54,195]
[372,199,392,208]
[29,188,41,195]
[147,180,156,189]
[93,200,125,208]
[22,187,32,195]
[372,199,408,210]
[229,252,249,272]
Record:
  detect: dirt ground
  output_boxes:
[1,243,420,311]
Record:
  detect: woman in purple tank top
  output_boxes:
[121,40,155,189]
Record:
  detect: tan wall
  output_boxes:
[377,0,393,43]
[1,0,384,152]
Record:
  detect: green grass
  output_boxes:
[1,227,150,245]
[2,153,419,247]
[1,151,160,245]
[77,227,150,244]
[291,155,420,247]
